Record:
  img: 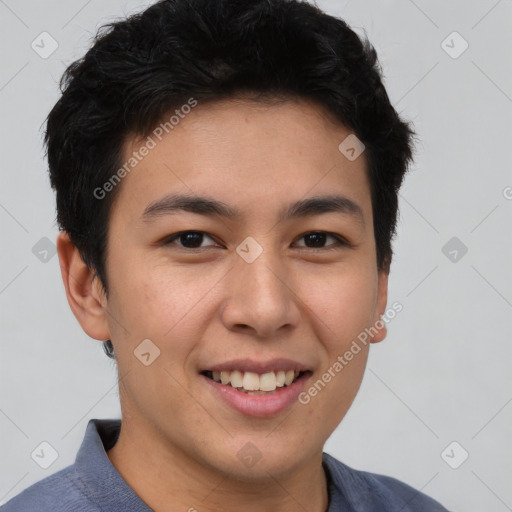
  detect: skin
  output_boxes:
[57,97,389,512]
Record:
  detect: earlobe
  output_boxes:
[56,231,111,341]
[370,270,389,344]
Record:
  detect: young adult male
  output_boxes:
[1,0,449,510]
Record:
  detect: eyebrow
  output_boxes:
[141,193,364,225]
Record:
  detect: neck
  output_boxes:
[107,419,329,512]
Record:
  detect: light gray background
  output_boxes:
[1,1,511,510]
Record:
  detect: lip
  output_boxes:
[204,358,310,374]
[200,370,312,418]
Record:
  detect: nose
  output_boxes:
[219,246,301,339]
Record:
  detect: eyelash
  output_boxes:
[161,230,351,252]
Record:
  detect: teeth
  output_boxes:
[243,371,260,391]
[230,370,243,388]
[260,372,277,391]
[284,370,295,386]
[207,369,302,392]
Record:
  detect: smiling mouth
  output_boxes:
[201,369,310,395]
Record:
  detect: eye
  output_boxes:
[293,231,349,252]
[161,230,350,252]
[162,231,218,249]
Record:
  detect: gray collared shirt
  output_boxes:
[1,419,449,511]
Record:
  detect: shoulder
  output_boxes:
[323,453,450,511]
[0,465,98,512]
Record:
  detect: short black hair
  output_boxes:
[45,0,415,359]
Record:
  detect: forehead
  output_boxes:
[112,97,372,225]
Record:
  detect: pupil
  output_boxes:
[305,232,326,247]
[181,232,203,248]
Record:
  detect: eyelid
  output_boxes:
[161,230,352,251]
[161,231,219,248]
[293,231,352,251]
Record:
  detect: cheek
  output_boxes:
[298,263,378,348]
[297,268,375,432]
[108,254,217,335]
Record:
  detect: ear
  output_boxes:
[370,270,389,344]
[56,231,111,341]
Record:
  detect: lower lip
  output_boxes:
[201,373,311,418]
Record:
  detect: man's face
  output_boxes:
[101,97,387,478]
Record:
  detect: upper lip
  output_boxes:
[204,358,311,374]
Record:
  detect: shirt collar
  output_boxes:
[75,418,152,511]
[77,418,345,511]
